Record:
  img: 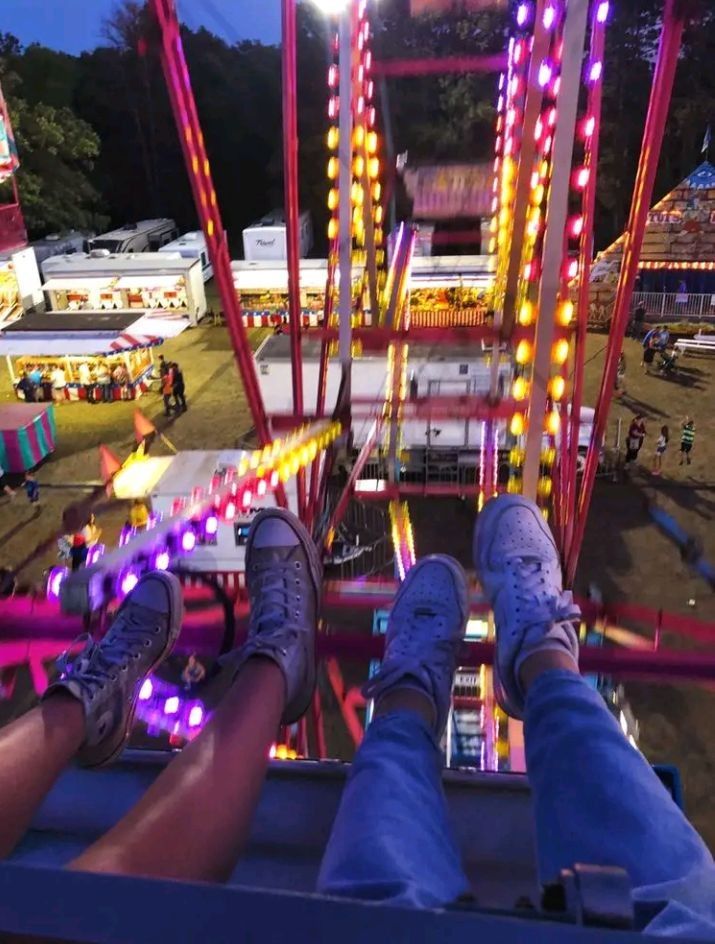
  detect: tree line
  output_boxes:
[0,0,712,255]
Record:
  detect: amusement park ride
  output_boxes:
[0,0,713,939]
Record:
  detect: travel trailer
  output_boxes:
[242,211,313,262]
[159,231,213,282]
[89,219,178,255]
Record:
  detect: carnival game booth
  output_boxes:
[0,311,185,402]
[0,248,43,328]
[41,252,207,326]
[231,259,365,327]
[0,402,56,473]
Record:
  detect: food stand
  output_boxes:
[0,311,187,402]
[41,253,207,325]
[0,402,56,472]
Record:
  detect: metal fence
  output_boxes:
[632,292,715,322]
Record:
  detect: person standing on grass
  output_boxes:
[161,363,175,417]
[652,425,668,476]
[679,416,695,466]
[50,365,66,404]
[0,462,15,499]
[625,413,646,468]
[172,361,187,413]
[614,352,626,397]
[23,471,40,504]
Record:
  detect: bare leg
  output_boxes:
[71,657,284,882]
[0,693,84,858]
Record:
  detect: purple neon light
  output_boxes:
[516,2,531,27]
[181,530,197,553]
[543,4,557,29]
[596,1,609,23]
[164,696,180,715]
[139,678,153,701]
[155,550,170,571]
[120,570,139,595]
[47,566,67,601]
[188,705,204,727]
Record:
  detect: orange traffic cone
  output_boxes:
[133,409,156,444]
[98,444,122,487]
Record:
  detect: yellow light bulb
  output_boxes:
[353,155,365,177]
[552,338,570,365]
[515,340,533,365]
[546,410,561,435]
[375,206,383,225]
[518,301,533,326]
[510,412,526,436]
[512,377,529,400]
[353,126,365,147]
[327,126,339,150]
[368,156,379,179]
[327,188,339,211]
[558,300,574,326]
[372,182,381,201]
[366,130,378,154]
[538,476,553,497]
[327,218,338,240]
[550,375,566,400]
[327,157,338,180]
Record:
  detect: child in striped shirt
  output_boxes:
[679,417,695,466]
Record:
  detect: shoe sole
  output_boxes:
[80,572,185,768]
[246,508,323,725]
[473,495,559,720]
[392,554,470,637]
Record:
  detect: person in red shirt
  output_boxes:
[625,414,646,467]
[161,365,175,417]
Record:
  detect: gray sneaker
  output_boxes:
[363,555,469,739]
[44,571,183,767]
[225,509,322,725]
[473,494,580,720]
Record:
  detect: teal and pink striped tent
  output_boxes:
[0,403,56,473]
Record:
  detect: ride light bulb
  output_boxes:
[164,697,179,715]
[558,300,575,326]
[543,5,556,29]
[188,706,204,728]
[139,679,153,701]
[589,61,602,83]
[205,515,219,536]
[596,1,609,23]
[155,550,170,571]
[550,375,566,400]
[510,413,526,436]
[552,339,570,365]
[515,340,533,365]
[120,571,139,595]
[181,530,196,553]
[546,411,561,436]
[516,2,531,26]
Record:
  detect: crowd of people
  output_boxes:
[624,413,696,475]
[15,361,130,405]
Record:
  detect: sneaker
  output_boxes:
[225,509,322,725]
[44,571,183,767]
[474,494,580,720]
[363,556,468,739]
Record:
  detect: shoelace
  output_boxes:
[506,557,580,626]
[249,562,305,647]
[58,609,160,702]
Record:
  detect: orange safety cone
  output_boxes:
[98,444,122,488]
[133,409,156,444]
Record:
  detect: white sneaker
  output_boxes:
[224,509,322,725]
[45,572,183,767]
[474,495,580,719]
[363,555,468,738]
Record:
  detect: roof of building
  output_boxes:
[591,161,715,281]
[93,220,176,240]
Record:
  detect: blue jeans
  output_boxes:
[318,671,715,938]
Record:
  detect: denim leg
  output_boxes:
[318,710,470,908]
[525,670,715,938]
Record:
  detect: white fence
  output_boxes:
[632,292,715,322]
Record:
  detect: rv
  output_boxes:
[159,231,213,282]
[32,232,91,272]
[89,219,178,255]
[242,211,313,262]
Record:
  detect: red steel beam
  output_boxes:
[373,54,508,78]
[323,417,383,551]
[566,0,688,583]
[281,0,306,517]
[563,4,607,553]
[150,0,273,452]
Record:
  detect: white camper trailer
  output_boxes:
[242,211,313,262]
[159,231,213,282]
[89,219,178,255]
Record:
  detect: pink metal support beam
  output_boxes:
[149,0,274,454]
[373,54,508,78]
[323,418,382,551]
[562,3,607,551]
[281,0,306,517]
[566,0,689,583]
